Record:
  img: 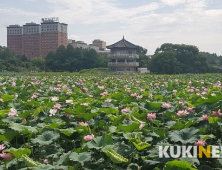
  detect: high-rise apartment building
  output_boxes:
[7,25,23,56]
[92,39,106,51]
[7,17,68,58]
[41,18,68,57]
[23,22,41,58]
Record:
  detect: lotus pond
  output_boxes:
[0,74,222,170]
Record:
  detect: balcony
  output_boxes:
[108,62,139,67]
[108,54,139,59]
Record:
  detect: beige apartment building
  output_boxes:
[92,39,106,51]
[69,40,99,52]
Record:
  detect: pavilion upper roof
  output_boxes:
[107,36,139,49]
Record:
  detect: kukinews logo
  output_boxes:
[159,146,222,158]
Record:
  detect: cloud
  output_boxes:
[46,0,160,24]
[161,0,186,6]
[0,0,222,55]
[0,8,42,17]
[68,35,80,41]
[43,0,222,55]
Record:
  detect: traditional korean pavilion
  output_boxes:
[107,36,140,73]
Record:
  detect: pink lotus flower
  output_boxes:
[12,82,16,87]
[31,93,37,99]
[0,152,13,160]
[0,144,6,151]
[0,98,4,102]
[176,110,189,117]
[136,95,143,99]
[22,119,27,124]
[14,93,18,98]
[178,100,185,106]
[187,107,194,112]
[212,110,219,116]
[194,139,206,146]
[51,96,59,101]
[83,87,88,92]
[148,93,153,98]
[187,89,194,93]
[125,88,131,93]
[8,108,18,117]
[130,93,137,97]
[81,103,89,106]
[201,114,209,121]
[84,134,94,141]
[139,123,145,130]
[121,108,130,113]
[66,91,72,95]
[98,86,105,89]
[78,122,88,126]
[49,109,57,116]
[147,113,156,119]
[53,103,61,110]
[105,99,112,103]
[204,88,209,92]
[100,91,108,96]
[66,100,73,104]
[162,103,171,109]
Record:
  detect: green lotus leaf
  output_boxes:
[60,128,76,136]
[85,134,113,149]
[0,130,17,142]
[163,160,197,170]
[4,148,31,159]
[101,102,115,108]
[199,134,215,140]
[145,102,162,110]
[108,126,117,133]
[44,121,66,129]
[10,123,38,134]
[123,132,142,139]
[31,131,60,145]
[56,151,72,166]
[0,109,9,118]
[77,113,98,120]
[1,95,14,102]
[100,108,119,115]
[127,163,140,170]
[117,122,140,132]
[209,117,219,124]
[69,152,91,166]
[129,138,151,150]
[168,127,199,144]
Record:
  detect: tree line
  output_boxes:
[0,44,108,72]
[0,43,222,74]
[148,43,222,74]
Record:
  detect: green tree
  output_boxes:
[30,57,45,71]
[151,43,209,74]
[138,46,150,68]
[150,51,180,74]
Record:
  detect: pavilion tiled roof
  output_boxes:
[107,36,139,49]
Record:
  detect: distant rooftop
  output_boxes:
[7,25,22,28]
[24,22,40,26]
[107,36,139,49]
[41,17,59,23]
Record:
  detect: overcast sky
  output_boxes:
[1,0,222,55]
